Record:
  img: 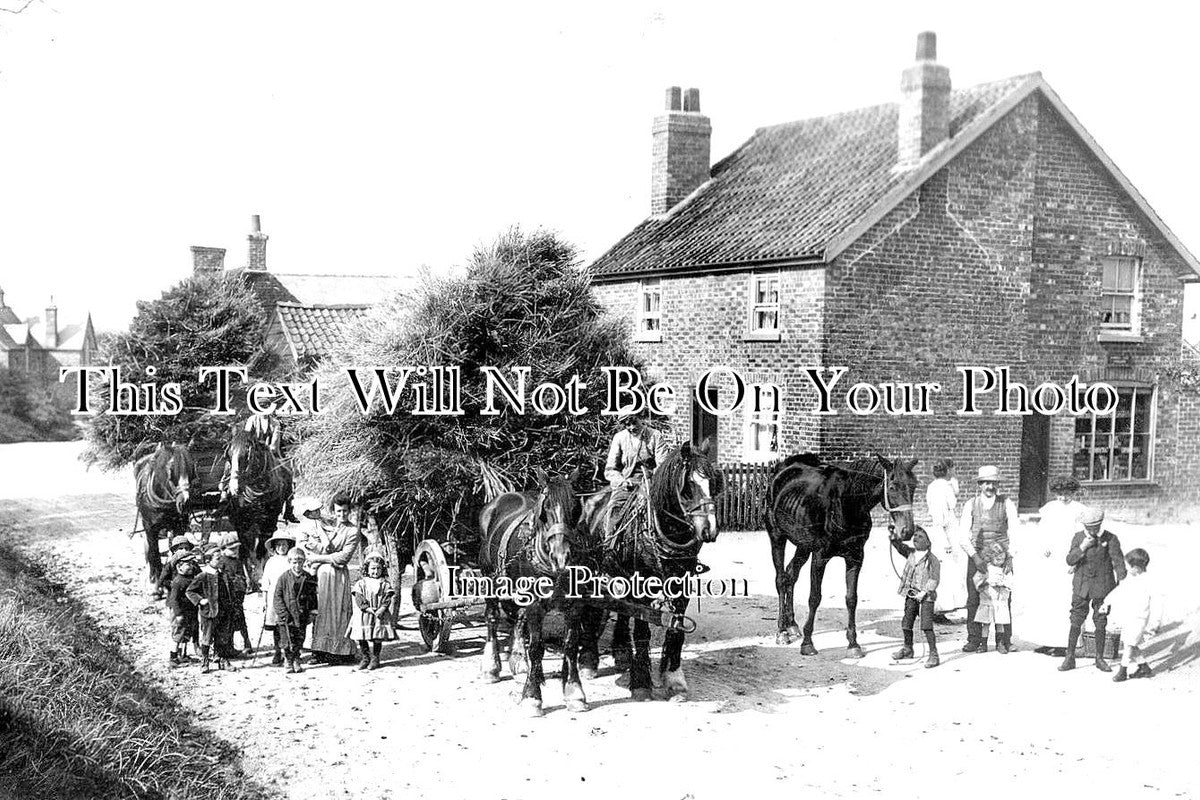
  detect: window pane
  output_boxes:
[1112,434,1132,480]
[1114,390,1133,433]
[1092,433,1111,481]
[1118,261,1136,291]
[1102,261,1117,291]
[1132,434,1150,479]
[1132,390,1152,434]
[754,310,778,331]
[643,318,660,331]
[1073,435,1092,481]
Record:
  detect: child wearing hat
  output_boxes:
[1059,507,1125,672]
[155,534,196,597]
[273,547,319,674]
[347,547,396,670]
[889,527,941,668]
[165,551,200,666]
[216,533,254,656]
[186,545,237,673]
[1102,548,1161,682]
[261,530,298,667]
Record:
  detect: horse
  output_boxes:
[133,442,195,591]
[766,453,918,657]
[578,440,722,702]
[477,468,585,717]
[224,426,289,588]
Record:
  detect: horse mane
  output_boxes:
[137,443,193,512]
[649,444,723,513]
[228,426,284,499]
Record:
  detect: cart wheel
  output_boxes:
[412,540,454,654]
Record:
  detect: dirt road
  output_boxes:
[2,442,1198,800]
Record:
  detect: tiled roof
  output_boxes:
[590,74,1037,277]
[276,303,369,361]
[230,270,412,308]
[21,316,94,352]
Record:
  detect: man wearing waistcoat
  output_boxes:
[958,465,1020,653]
[1059,507,1125,672]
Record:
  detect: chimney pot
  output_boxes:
[665,86,682,111]
[683,88,701,113]
[247,215,269,271]
[915,30,937,61]
[251,214,262,233]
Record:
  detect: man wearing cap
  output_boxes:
[603,412,671,540]
[1059,507,1125,672]
[958,465,1020,653]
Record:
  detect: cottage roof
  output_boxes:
[590,74,1200,281]
[229,269,412,309]
[274,303,369,362]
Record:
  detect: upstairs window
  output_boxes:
[746,271,781,340]
[1101,256,1140,333]
[1073,385,1154,482]
[635,279,662,342]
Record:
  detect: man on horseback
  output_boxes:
[603,411,671,541]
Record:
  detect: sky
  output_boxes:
[0,0,1198,332]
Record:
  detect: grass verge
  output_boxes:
[0,541,271,800]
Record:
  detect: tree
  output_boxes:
[293,227,641,558]
[82,274,265,469]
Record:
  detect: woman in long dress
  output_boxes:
[303,495,360,663]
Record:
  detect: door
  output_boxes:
[1018,413,1050,512]
[691,386,719,462]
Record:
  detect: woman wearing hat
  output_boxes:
[958,465,1020,653]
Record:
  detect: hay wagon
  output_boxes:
[185,440,236,539]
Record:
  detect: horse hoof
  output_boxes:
[579,667,597,681]
[786,624,802,637]
[480,671,502,684]
[799,643,819,656]
[519,698,544,717]
[631,688,653,702]
[846,646,865,659]
[566,699,591,713]
[776,631,793,646]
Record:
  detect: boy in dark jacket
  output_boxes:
[890,527,941,668]
[186,545,237,673]
[165,552,200,666]
[1059,507,1126,672]
[156,535,196,597]
[273,547,319,674]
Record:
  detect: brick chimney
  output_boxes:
[190,246,227,276]
[45,298,58,348]
[651,86,711,216]
[247,214,268,271]
[898,31,951,168]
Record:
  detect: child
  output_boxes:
[165,552,199,666]
[347,548,396,671]
[261,531,297,667]
[889,527,941,668]
[1060,508,1125,672]
[973,542,1014,653]
[186,545,237,673]
[273,547,318,674]
[156,535,196,597]
[1103,548,1161,682]
[217,533,254,656]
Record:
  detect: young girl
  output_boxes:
[261,531,298,667]
[1103,548,1161,682]
[973,543,1014,654]
[166,552,199,666]
[347,548,396,670]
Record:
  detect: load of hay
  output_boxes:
[293,228,641,561]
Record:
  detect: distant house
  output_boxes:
[589,32,1200,514]
[190,216,409,378]
[0,287,98,382]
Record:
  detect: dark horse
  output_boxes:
[224,427,289,587]
[579,441,722,702]
[478,468,584,716]
[766,453,918,656]
[133,442,195,591]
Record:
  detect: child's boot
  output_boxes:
[357,640,371,670]
[924,630,939,668]
[1093,622,1112,672]
[369,642,382,671]
[996,625,1010,654]
[1132,663,1153,679]
[893,629,915,660]
[1112,666,1129,682]
[271,630,284,666]
[200,646,211,674]
[1059,625,1081,671]
[169,650,179,667]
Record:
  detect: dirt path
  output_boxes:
[2,442,1199,800]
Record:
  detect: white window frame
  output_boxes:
[1100,256,1142,335]
[1072,383,1156,483]
[745,271,782,341]
[742,387,783,462]
[635,279,662,342]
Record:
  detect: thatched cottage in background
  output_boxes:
[190,216,409,378]
[589,32,1200,516]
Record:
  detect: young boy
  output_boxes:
[1103,548,1161,682]
[156,535,196,597]
[186,544,237,673]
[217,533,254,656]
[273,547,318,674]
[1060,508,1125,672]
[165,552,200,666]
[890,527,941,668]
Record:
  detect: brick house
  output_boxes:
[0,287,97,381]
[589,32,1200,515]
[191,216,409,379]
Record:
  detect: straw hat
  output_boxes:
[265,530,298,548]
[976,465,1001,483]
[168,535,192,550]
[294,495,325,520]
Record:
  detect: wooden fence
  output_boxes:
[715,461,778,531]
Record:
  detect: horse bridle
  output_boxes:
[652,470,717,558]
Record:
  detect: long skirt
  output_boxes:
[310,564,356,656]
[928,524,966,612]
